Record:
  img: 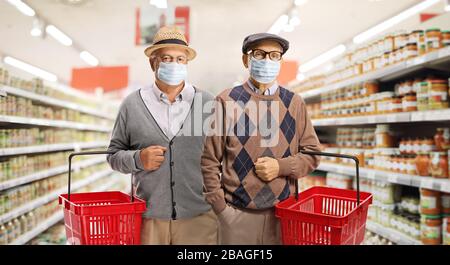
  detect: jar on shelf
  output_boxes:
[444,216,450,245]
[362,81,379,96]
[430,151,448,179]
[415,152,431,176]
[425,28,442,52]
[442,193,450,215]
[420,189,441,215]
[421,215,442,245]
[391,96,403,113]
[409,30,424,46]
[435,128,450,151]
[419,33,427,55]
[443,31,450,47]
[405,43,418,60]
[417,81,429,111]
[407,155,417,175]
[428,79,449,110]
[421,138,436,154]
[375,124,395,148]
[402,93,417,112]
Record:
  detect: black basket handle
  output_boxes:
[67,150,135,202]
[297,151,360,205]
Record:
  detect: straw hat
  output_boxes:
[144,26,196,61]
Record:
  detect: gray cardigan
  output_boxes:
[106,88,214,220]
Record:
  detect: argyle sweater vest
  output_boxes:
[202,83,321,211]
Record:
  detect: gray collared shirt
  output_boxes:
[246,80,279,95]
[140,82,195,139]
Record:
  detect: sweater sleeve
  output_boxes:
[276,96,321,179]
[106,103,144,174]
[201,98,227,214]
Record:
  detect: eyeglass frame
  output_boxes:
[154,54,188,64]
[246,49,283,61]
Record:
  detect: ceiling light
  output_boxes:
[46,25,73,46]
[299,44,346,73]
[289,16,301,26]
[80,51,99,66]
[150,0,167,9]
[268,14,289,34]
[3,56,58,82]
[6,0,35,16]
[30,18,45,37]
[353,0,440,44]
[294,0,308,6]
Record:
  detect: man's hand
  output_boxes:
[254,157,280,182]
[140,145,167,171]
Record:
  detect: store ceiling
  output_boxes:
[0,0,433,95]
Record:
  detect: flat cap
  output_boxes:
[242,33,290,55]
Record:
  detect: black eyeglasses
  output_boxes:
[247,49,283,61]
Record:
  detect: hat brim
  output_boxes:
[144,44,197,61]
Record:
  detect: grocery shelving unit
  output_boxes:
[0,85,115,121]
[10,175,120,245]
[318,162,450,193]
[0,156,107,191]
[0,68,119,245]
[312,109,450,126]
[0,141,109,157]
[366,221,422,245]
[298,46,450,100]
[294,41,450,245]
[0,168,114,224]
[0,115,111,132]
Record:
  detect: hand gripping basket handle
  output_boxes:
[297,150,360,205]
[67,150,135,202]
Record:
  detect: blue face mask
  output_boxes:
[249,57,281,84]
[157,62,187,86]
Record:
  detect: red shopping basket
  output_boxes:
[275,151,373,245]
[59,151,146,245]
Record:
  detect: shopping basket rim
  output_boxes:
[58,190,146,206]
[275,188,373,220]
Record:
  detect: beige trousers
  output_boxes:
[140,210,219,245]
[217,205,282,245]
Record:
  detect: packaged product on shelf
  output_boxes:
[400,197,420,215]
[434,128,450,151]
[421,214,442,245]
[0,224,7,245]
[420,189,441,215]
[442,193,450,215]
[325,172,353,190]
[415,152,431,177]
[444,216,450,245]
[428,78,449,110]
[375,125,395,148]
[430,151,449,179]
[6,221,14,243]
[425,28,442,52]
[443,31,450,47]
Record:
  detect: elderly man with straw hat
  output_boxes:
[107,26,218,245]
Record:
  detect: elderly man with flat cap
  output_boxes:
[202,33,321,245]
[107,26,218,245]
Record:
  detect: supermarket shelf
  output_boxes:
[312,109,450,126]
[317,162,450,193]
[0,115,111,132]
[0,156,106,191]
[9,177,119,245]
[0,141,109,157]
[366,221,422,245]
[0,168,113,224]
[299,46,450,100]
[1,85,115,120]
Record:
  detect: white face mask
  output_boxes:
[157,62,188,86]
[249,57,281,84]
